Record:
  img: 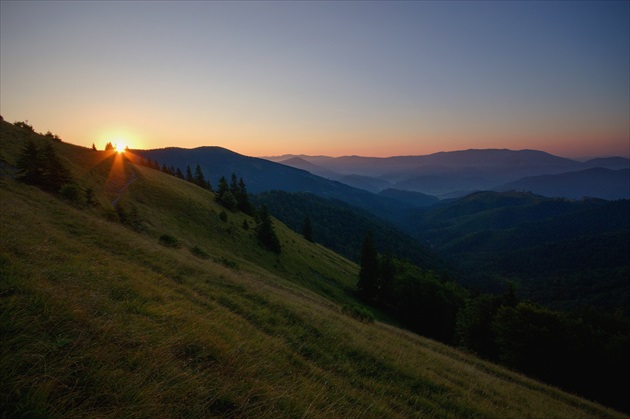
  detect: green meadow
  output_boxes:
[0,121,624,418]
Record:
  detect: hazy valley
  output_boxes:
[265,150,629,199]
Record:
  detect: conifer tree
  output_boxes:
[221,173,238,207]
[230,173,239,196]
[39,143,72,192]
[17,141,72,192]
[379,251,396,301]
[256,205,281,253]
[175,167,184,179]
[222,190,238,211]
[16,140,43,185]
[237,177,253,215]
[215,175,237,211]
[215,175,229,200]
[193,164,206,188]
[357,231,379,300]
[185,165,194,182]
[302,215,313,242]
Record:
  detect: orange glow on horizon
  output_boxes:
[65,124,629,160]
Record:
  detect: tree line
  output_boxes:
[250,190,441,269]
[16,140,72,193]
[129,153,281,254]
[357,231,630,413]
[14,127,281,255]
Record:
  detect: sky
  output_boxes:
[1,1,628,159]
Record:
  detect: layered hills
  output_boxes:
[134,145,629,313]
[135,147,629,216]
[496,167,630,200]
[402,191,630,310]
[133,146,407,222]
[2,120,626,417]
[267,149,629,199]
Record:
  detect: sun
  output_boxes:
[114,142,128,153]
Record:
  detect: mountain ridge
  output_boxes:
[265,148,629,198]
[496,168,630,200]
[133,146,412,222]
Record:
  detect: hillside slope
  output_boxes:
[402,191,630,310]
[251,190,443,269]
[1,122,624,418]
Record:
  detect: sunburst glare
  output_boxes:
[115,143,127,153]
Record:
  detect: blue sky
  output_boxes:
[1,1,628,158]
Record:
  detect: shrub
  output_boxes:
[104,207,119,222]
[159,234,180,248]
[214,256,239,270]
[190,246,210,259]
[116,203,143,231]
[84,188,96,206]
[14,120,34,132]
[59,183,84,205]
[45,131,61,142]
[342,305,375,324]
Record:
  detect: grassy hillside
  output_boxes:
[133,146,409,224]
[1,121,624,417]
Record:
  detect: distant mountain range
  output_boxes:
[135,148,629,211]
[265,149,629,200]
[132,147,411,222]
[496,168,629,200]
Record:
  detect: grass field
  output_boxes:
[1,121,624,417]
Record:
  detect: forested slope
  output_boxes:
[403,191,630,310]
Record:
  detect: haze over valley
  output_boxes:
[264,148,630,199]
